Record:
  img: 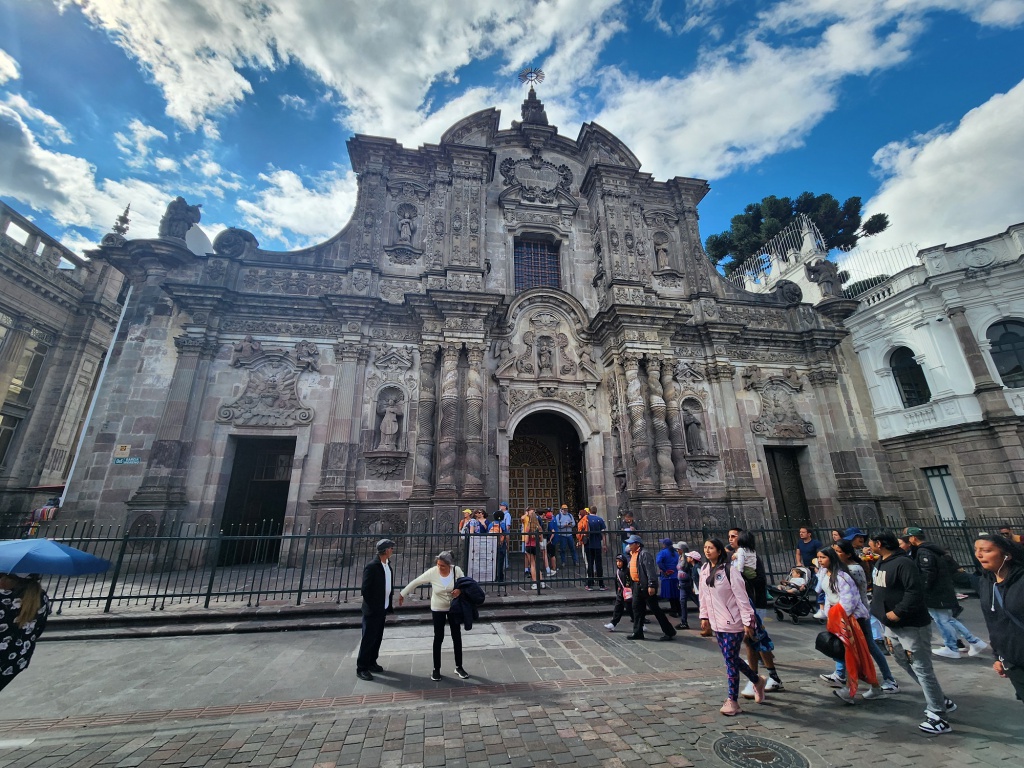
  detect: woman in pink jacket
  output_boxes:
[699,537,766,715]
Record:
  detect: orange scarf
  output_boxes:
[826,604,878,696]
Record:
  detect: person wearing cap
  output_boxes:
[904,527,988,660]
[399,551,468,681]
[604,552,635,631]
[625,535,677,641]
[674,543,696,630]
[458,508,473,535]
[0,572,49,693]
[657,538,681,618]
[356,539,396,681]
[555,504,578,567]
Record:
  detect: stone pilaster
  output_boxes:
[412,345,438,496]
[661,357,691,490]
[319,341,363,491]
[646,357,677,491]
[464,343,485,493]
[623,352,655,492]
[947,306,1013,419]
[435,343,461,492]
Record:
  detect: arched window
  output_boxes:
[890,347,931,408]
[987,320,1024,388]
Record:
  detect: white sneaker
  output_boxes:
[862,686,884,700]
[967,639,989,657]
[764,677,783,692]
[740,681,756,699]
[604,622,615,631]
[541,582,546,588]
[833,688,856,705]
[813,608,826,620]
[546,570,554,576]
[880,679,899,693]
[932,647,960,659]
[530,583,537,590]
[819,672,846,687]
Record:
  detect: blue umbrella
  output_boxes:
[0,539,111,576]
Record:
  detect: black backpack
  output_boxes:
[454,576,486,606]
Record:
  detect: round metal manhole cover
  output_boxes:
[712,735,809,768]
[523,623,561,634]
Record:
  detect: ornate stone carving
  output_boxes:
[646,358,677,490]
[508,387,587,414]
[231,335,263,366]
[806,259,841,297]
[213,227,257,258]
[682,406,708,454]
[294,340,320,372]
[159,196,201,239]
[414,346,438,489]
[242,268,346,295]
[436,344,460,489]
[217,354,313,427]
[222,319,343,337]
[745,370,814,439]
[662,360,688,487]
[464,344,485,489]
[687,458,718,481]
[499,152,573,204]
[365,454,407,479]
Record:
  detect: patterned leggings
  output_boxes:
[716,631,759,701]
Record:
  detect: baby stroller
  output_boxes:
[767,566,817,623]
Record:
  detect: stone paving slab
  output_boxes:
[1,601,1021,767]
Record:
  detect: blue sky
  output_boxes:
[1,0,1022,260]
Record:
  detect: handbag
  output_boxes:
[815,629,846,661]
[622,587,633,600]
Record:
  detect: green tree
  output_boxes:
[705,192,889,273]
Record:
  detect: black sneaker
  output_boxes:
[430,669,442,681]
[455,666,470,679]
[919,712,952,734]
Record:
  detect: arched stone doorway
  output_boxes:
[508,412,586,513]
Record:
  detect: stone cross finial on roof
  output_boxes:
[521,86,549,125]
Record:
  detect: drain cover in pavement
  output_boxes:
[523,623,561,634]
[712,735,809,768]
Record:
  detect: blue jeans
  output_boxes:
[928,608,980,651]
[837,617,895,683]
[557,535,578,565]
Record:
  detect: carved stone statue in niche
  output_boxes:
[159,196,202,239]
[653,233,670,270]
[537,336,554,376]
[396,202,417,244]
[294,340,320,371]
[682,407,707,454]
[376,391,404,450]
[806,258,841,297]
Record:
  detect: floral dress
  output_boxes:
[0,586,50,691]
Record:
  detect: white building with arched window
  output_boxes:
[844,222,1024,522]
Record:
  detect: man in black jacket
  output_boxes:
[905,527,988,659]
[625,535,676,641]
[356,539,396,681]
[869,530,956,734]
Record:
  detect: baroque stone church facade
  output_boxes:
[63,91,897,538]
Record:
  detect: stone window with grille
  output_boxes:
[987,319,1024,388]
[514,238,560,292]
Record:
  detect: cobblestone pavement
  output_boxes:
[1,601,1021,767]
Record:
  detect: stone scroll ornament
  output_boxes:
[218,352,313,427]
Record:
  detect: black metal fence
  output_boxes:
[5,514,1020,615]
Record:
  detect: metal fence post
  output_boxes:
[102,531,131,613]
[203,530,223,609]
[295,527,313,606]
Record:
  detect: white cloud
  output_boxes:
[860,78,1024,252]
[1,93,72,144]
[66,0,622,141]
[154,156,180,172]
[588,1,1024,181]
[236,167,358,248]
[0,101,173,238]
[113,118,168,167]
[0,49,19,84]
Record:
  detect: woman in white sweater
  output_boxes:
[398,551,468,681]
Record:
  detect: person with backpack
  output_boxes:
[869,530,957,735]
[905,527,988,659]
[974,533,1024,703]
[578,507,607,590]
[398,551,468,682]
[698,537,764,716]
[555,505,578,567]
